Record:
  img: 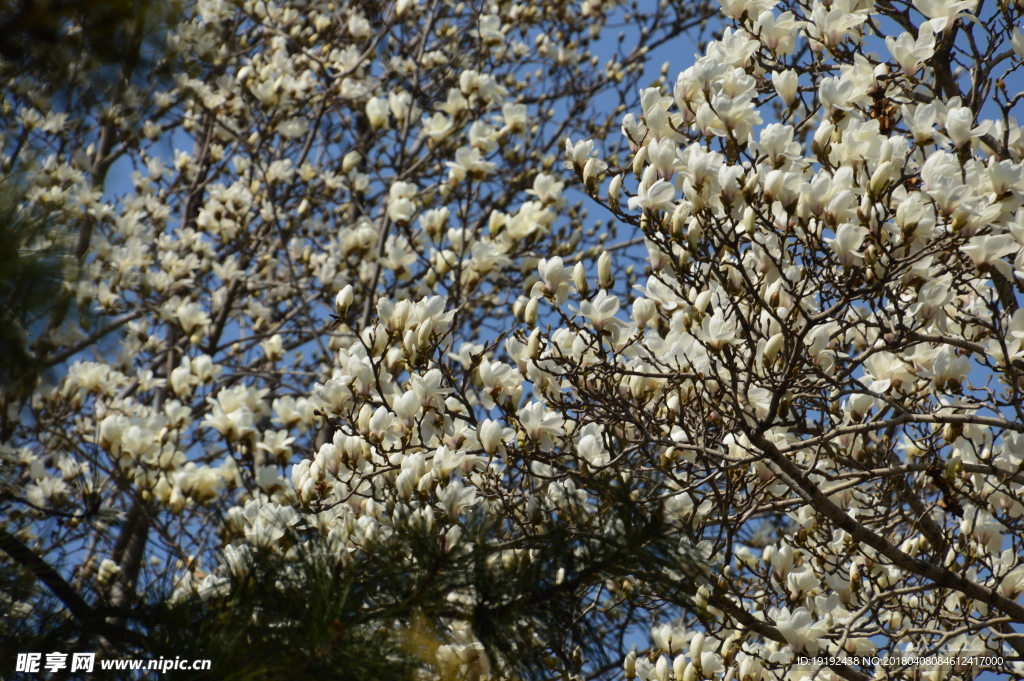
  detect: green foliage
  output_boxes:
[137,498,700,681]
[141,551,429,681]
[0,180,71,398]
[0,0,176,83]
[0,494,703,681]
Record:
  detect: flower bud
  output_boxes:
[460,69,479,94]
[632,298,657,329]
[773,69,798,107]
[869,161,894,196]
[573,261,589,296]
[945,107,974,149]
[342,150,363,173]
[812,121,835,156]
[608,173,622,212]
[695,584,710,610]
[694,290,712,315]
[673,655,687,681]
[686,219,703,252]
[743,206,757,235]
[583,157,606,192]
[632,146,648,177]
[528,328,541,360]
[335,285,354,314]
[656,656,669,681]
[742,171,760,198]
[763,331,785,364]
[357,403,374,434]
[671,202,689,238]
[690,632,705,659]
[739,657,762,681]
[479,419,503,455]
[524,297,539,326]
[169,485,186,513]
[763,169,785,204]
[598,251,613,289]
[624,648,637,681]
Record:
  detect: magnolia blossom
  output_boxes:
[387,181,418,224]
[531,257,572,305]
[447,147,497,183]
[579,290,620,331]
[886,31,935,75]
[772,70,799,107]
[914,0,978,34]
[827,223,867,267]
[629,167,677,212]
[774,608,828,653]
[9,0,1024,678]
[366,96,390,129]
[576,424,609,467]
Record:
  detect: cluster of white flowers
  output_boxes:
[4,0,1024,677]
[0,0,724,674]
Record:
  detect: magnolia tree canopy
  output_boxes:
[3,0,1024,679]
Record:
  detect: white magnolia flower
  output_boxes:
[698,309,737,351]
[275,117,309,138]
[517,402,565,452]
[827,223,868,267]
[564,137,597,171]
[774,607,828,653]
[580,290,621,331]
[914,0,977,34]
[577,424,609,467]
[531,257,572,305]
[447,147,497,182]
[176,301,211,335]
[366,96,390,130]
[422,112,454,142]
[478,419,511,455]
[886,31,935,75]
[628,175,676,212]
[962,234,1019,268]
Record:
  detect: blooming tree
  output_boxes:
[4,0,1024,678]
